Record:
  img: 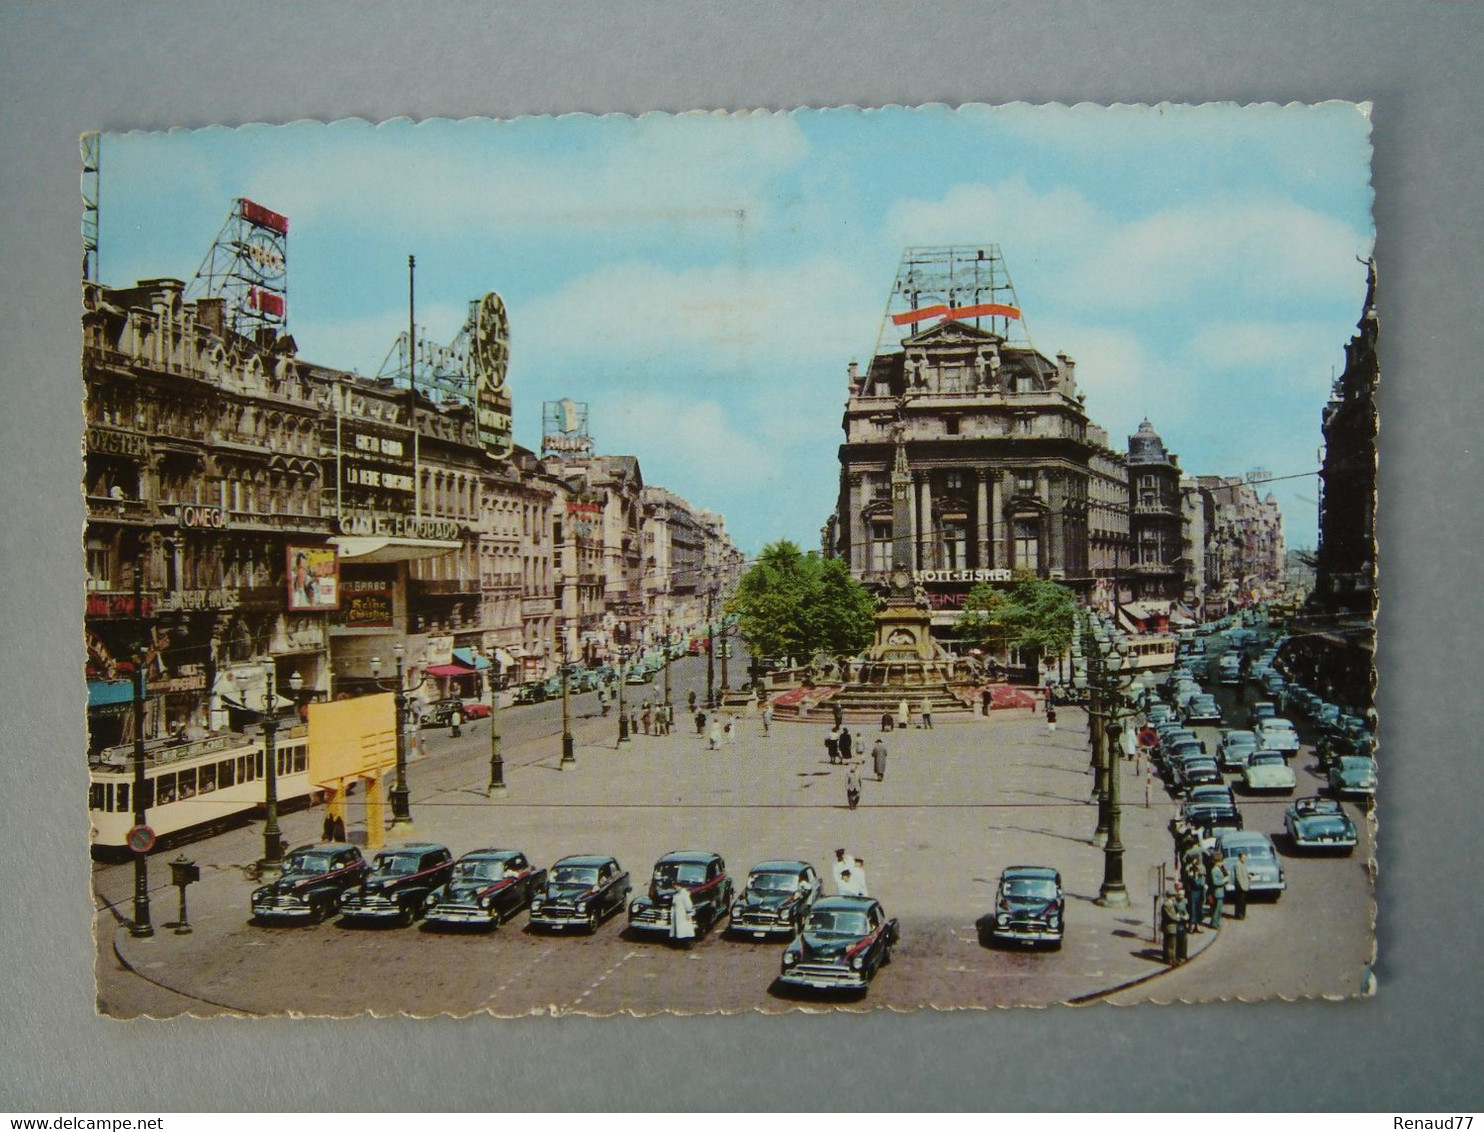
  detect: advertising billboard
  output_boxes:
[286,546,339,611]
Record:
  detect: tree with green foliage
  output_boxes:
[956,571,1079,678]
[728,541,876,663]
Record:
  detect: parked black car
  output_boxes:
[423,848,548,928]
[730,859,823,940]
[251,843,369,924]
[778,896,898,993]
[984,865,1064,949]
[629,850,734,937]
[337,842,456,926]
[529,855,632,933]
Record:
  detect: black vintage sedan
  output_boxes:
[730,859,823,940]
[422,848,548,928]
[778,896,898,993]
[529,855,632,933]
[985,865,1064,949]
[251,843,369,924]
[337,842,455,926]
[628,850,734,937]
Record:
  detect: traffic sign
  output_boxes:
[126,824,156,854]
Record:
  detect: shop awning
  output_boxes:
[425,663,477,678]
[329,535,461,564]
[88,679,138,708]
[220,692,295,711]
[451,647,491,670]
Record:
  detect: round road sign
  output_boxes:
[126,825,156,854]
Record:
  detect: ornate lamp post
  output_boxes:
[257,662,303,879]
[1085,625,1134,907]
[616,645,630,745]
[705,588,717,710]
[370,645,420,827]
[486,649,505,793]
[127,549,153,937]
[559,632,575,766]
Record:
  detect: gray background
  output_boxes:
[2,0,1480,1112]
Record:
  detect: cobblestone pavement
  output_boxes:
[95,679,1373,1017]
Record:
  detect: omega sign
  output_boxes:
[178,505,228,529]
[338,510,461,541]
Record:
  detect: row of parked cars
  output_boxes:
[248,842,1077,993]
[249,843,901,993]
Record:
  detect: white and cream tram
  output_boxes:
[1124,633,1178,671]
[89,727,316,857]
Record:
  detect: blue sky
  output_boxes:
[96,104,1374,554]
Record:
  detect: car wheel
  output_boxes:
[587,912,599,935]
[882,943,894,966]
[308,897,328,925]
[400,901,417,927]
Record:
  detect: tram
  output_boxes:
[1124,633,1178,671]
[89,728,316,857]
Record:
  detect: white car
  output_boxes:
[1242,751,1297,794]
[1256,717,1301,757]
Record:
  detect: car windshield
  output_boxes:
[655,863,709,886]
[455,861,502,881]
[750,871,801,893]
[1339,757,1375,775]
[1224,732,1257,746]
[375,854,419,876]
[1251,753,1284,766]
[551,866,600,887]
[1263,720,1296,733]
[807,910,869,936]
[284,852,332,875]
[1002,877,1058,900]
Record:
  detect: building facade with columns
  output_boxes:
[830,319,1098,636]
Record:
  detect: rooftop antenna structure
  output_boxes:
[870,244,1035,361]
[81,133,100,282]
[186,197,289,343]
[377,295,482,405]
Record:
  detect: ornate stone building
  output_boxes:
[1124,420,1186,603]
[831,318,1096,636]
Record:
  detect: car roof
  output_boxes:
[751,859,811,873]
[380,842,449,854]
[289,843,354,856]
[1216,830,1275,848]
[1003,865,1061,881]
[656,850,720,865]
[554,854,617,867]
[458,848,526,861]
[813,895,878,913]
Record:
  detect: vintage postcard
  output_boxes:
[85,104,1376,1017]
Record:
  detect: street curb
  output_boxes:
[1065,920,1223,1005]
[110,923,263,1017]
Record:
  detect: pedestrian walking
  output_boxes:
[641,705,652,735]
[833,703,844,729]
[598,687,609,716]
[332,815,346,843]
[727,714,739,744]
[825,727,840,764]
[687,690,697,714]
[881,711,894,732]
[708,716,722,750]
[1045,704,1058,734]
[897,699,910,730]
[322,812,335,842]
[845,766,861,811]
[839,726,852,762]
[1185,853,1207,934]
[670,883,696,949]
[694,709,707,735]
[1121,722,1138,764]
[761,701,772,736]
[1232,851,1251,920]
[450,707,462,739]
[981,687,992,716]
[1208,854,1229,928]
[629,710,639,738]
[1161,885,1187,966]
[871,736,888,782]
[919,697,933,729]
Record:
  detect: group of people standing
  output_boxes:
[1160,817,1253,965]
[828,705,890,810]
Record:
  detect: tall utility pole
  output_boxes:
[128,552,153,938]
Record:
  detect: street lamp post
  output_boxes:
[1096,642,1132,907]
[258,663,283,878]
[662,634,672,727]
[560,635,575,766]
[128,550,153,937]
[617,647,630,745]
[705,589,717,710]
[486,651,505,793]
[371,646,415,827]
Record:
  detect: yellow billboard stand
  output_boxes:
[307,694,397,852]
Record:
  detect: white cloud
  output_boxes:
[884,179,1103,268]
[1186,319,1346,383]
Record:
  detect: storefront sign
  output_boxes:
[86,426,149,458]
[913,568,1013,584]
[337,511,461,542]
[178,504,228,529]
[473,292,514,461]
[335,572,395,629]
[86,592,152,618]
